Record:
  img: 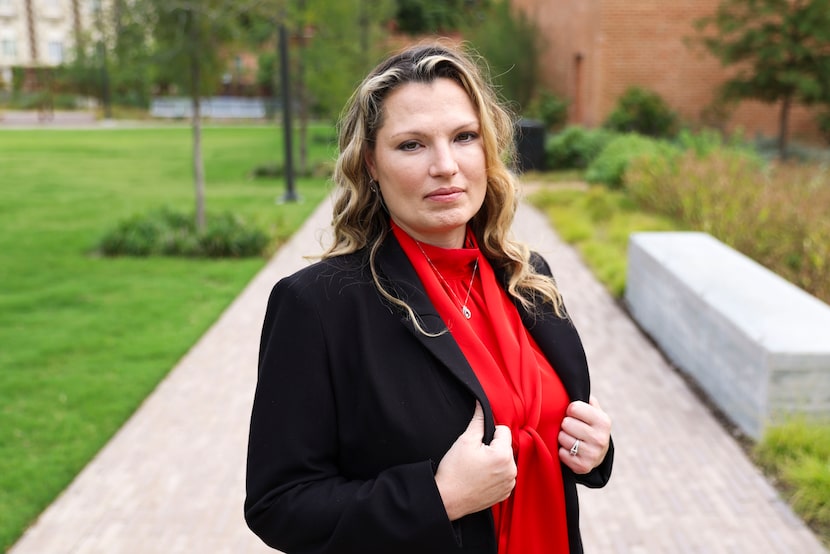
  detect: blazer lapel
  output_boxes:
[375,233,497,441]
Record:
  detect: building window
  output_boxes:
[0,0,15,16]
[1,38,16,59]
[41,0,63,19]
[47,40,64,64]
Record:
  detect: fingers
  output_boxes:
[559,397,612,474]
[435,403,517,521]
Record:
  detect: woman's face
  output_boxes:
[366,78,487,249]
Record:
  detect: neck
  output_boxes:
[390,219,466,249]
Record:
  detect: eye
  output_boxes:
[398,141,421,152]
[456,131,479,143]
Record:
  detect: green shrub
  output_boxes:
[529,185,678,299]
[545,126,616,170]
[585,134,679,188]
[526,90,569,131]
[98,208,268,258]
[249,160,335,180]
[250,163,283,179]
[604,86,679,138]
[199,212,270,257]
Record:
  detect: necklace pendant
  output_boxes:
[462,305,472,319]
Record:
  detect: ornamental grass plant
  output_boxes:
[625,149,830,304]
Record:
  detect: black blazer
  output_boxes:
[245,232,613,554]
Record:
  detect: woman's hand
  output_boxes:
[558,395,612,474]
[435,402,517,521]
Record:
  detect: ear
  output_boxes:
[364,148,378,181]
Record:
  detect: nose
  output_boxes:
[429,143,459,177]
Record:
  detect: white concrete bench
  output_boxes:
[625,232,830,440]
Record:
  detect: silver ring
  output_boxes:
[569,439,580,457]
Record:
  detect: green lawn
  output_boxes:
[0,124,335,550]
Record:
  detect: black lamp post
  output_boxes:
[278,22,297,203]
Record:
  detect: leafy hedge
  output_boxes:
[603,86,679,138]
[585,134,680,188]
[545,126,616,170]
[98,208,269,258]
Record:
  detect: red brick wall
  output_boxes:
[512,0,821,141]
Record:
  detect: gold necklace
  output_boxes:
[416,242,479,319]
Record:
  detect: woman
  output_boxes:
[245,43,613,554]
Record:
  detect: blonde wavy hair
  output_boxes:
[324,42,565,326]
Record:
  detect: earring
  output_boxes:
[369,179,389,214]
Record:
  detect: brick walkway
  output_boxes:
[9,196,827,553]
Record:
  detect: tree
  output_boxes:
[110,0,155,108]
[463,1,543,112]
[695,0,830,159]
[302,0,395,120]
[395,0,489,34]
[148,0,250,230]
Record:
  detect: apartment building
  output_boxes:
[0,0,100,89]
[513,0,820,141]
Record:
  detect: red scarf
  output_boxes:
[392,223,571,554]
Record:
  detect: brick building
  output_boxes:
[512,0,821,141]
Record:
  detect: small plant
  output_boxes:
[604,86,679,138]
[98,208,268,258]
[249,160,335,180]
[526,90,569,131]
[250,163,284,179]
[545,126,616,170]
[585,134,679,188]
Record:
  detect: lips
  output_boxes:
[426,187,464,200]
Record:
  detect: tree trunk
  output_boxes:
[359,0,369,70]
[189,13,206,231]
[278,22,297,201]
[778,94,792,160]
[192,100,205,231]
[24,0,37,64]
[70,0,82,52]
[296,1,308,177]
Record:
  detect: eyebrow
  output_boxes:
[388,120,480,141]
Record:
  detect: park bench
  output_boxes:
[625,232,830,440]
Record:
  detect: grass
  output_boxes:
[0,123,336,551]
[755,419,830,547]
[527,172,830,546]
[527,181,679,297]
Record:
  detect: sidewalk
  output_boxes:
[0,110,98,127]
[9,195,827,553]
